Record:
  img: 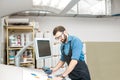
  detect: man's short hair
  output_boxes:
[53,26,66,35]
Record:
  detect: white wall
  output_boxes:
[28,16,120,42]
[0,18,5,63]
[0,18,2,63]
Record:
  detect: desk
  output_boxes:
[0,64,49,80]
[0,64,71,80]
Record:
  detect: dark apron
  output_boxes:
[62,42,91,80]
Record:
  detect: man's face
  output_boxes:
[55,31,67,43]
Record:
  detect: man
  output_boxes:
[52,26,91,80]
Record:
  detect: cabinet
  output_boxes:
[6,25,35,67]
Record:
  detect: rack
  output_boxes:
[5,25,35,67]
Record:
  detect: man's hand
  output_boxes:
[42,66,52,74]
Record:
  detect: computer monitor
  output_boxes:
[34,38,52,60]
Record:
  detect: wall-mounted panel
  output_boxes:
[86,42,120,80]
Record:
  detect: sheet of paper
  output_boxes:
[23,68,48,80]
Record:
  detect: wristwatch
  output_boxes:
[59,75,65,79]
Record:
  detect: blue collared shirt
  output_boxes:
[60,35,84,61]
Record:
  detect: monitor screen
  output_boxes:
[34,38,52,60]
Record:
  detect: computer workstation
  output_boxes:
[34,38,52,67]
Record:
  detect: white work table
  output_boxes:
[0,64,49,80]
[0,64,71,80]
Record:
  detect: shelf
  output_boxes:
[8,47,33,50]
[6,25,35,68]
[5,26,33,30]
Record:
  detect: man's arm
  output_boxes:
[62,59,78,77]
[52,60,65,72]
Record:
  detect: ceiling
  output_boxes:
[1,0,120,18]
[10,0,111,17]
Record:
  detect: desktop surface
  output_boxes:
[0,64,71,80]
[0,64,52,80]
